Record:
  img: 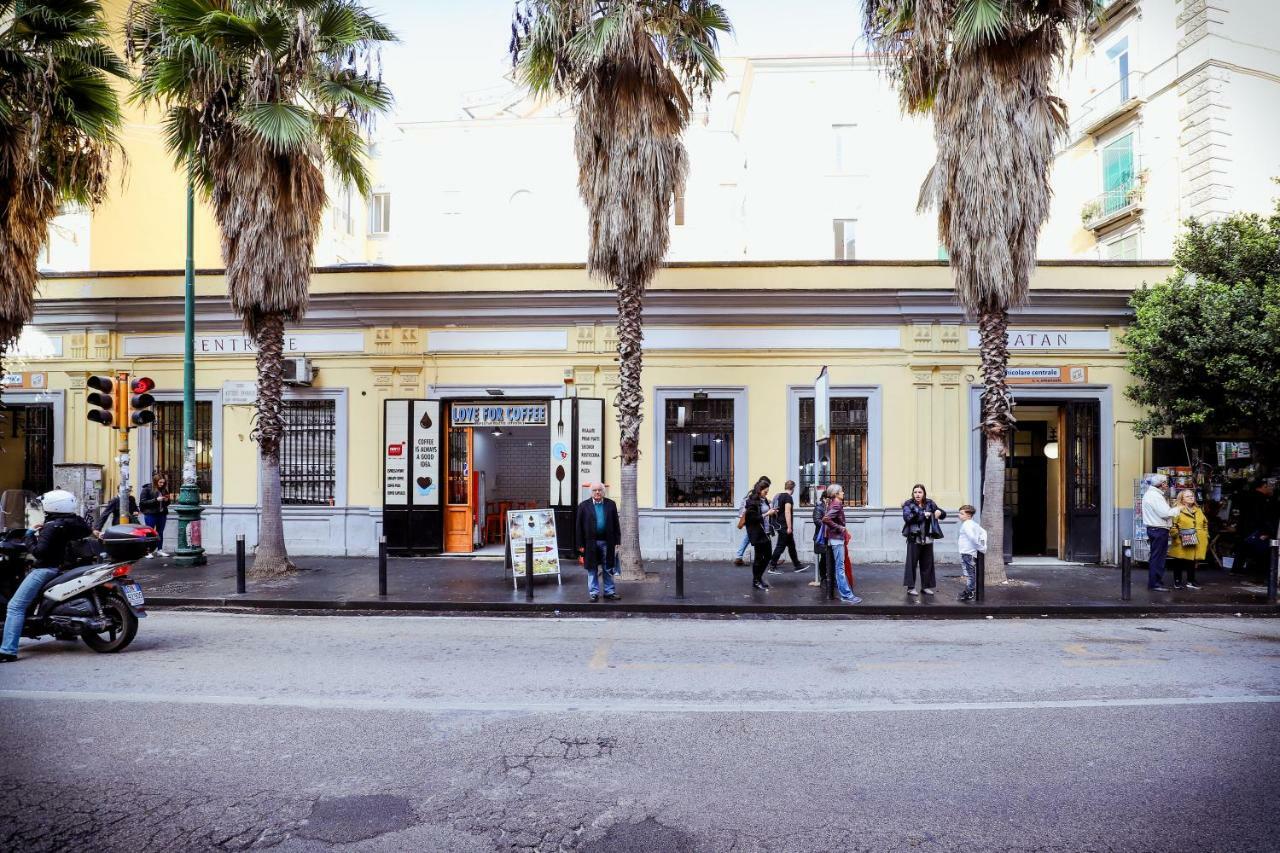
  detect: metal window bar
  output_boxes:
[151,401,214,504]
[3,404,54,494]
[281,400,336,506]
[665,398,734,507]
[798,397,868,506]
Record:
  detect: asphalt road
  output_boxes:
[2,612,1278,852]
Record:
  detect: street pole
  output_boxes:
[175,166,206,566]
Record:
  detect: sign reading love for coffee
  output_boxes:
[449,403,548,427]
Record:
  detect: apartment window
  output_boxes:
[673,191,686,226]
[368,192,391,235]
[664,398,734,507]
[798,397,869,507]
[1105,233,1139,260]
[1106,37,1130,100]
[833,219,856,260]
[281,400,337,505]
[833,123,858,172]
[1101,133,1135,214]
[150,401,214,504]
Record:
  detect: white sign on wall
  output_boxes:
[410,400,440,507]
[122,331,365,357]
[576,398,604,493]
[966,329,1111,350]
[548,398,573,506]
[221,381,257,405]
[384,400,410,505]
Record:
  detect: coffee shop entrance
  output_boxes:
[382,397,605,558]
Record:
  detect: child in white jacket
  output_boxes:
[957,504,988,602]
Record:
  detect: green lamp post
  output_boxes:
[174,167,206,566]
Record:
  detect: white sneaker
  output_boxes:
[144,552,155,559]
[907,588,920,595]
[156,549,170,557]
[923,588,935,595]
[1185,582,1200,590]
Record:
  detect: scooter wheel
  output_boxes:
[81,594,138,653]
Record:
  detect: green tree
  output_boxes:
[1124,204,1280,452]
[127,0,394,576]
[863,0,1097,581]
[0,0,124,393]
[510,0,730,579]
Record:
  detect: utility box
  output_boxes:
[54,463,105,527]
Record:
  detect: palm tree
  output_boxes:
[127,0,394,576]
[863,0,1097,582]
[510,0,730,580]
[0,0,124,396]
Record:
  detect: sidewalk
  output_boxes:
[129,553,1280,617]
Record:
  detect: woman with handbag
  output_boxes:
[1168,489,1209,590]
[902,483,946,596]
[822,484,861,603]
[743,478,777,591]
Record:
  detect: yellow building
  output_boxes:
[9,259,1171,564]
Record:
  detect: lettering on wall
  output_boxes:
[449,403,548,427]
[411,400,440,507]
[966,329,1110,351]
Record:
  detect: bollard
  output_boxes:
[825,545,837,601]
[975,551,986,603]
[1269,540,1278,606]
[378,535,388,597]
[235,534,246,594]
[1121,539,1132,602]
[525,539,534,602]
[675,538,685,599]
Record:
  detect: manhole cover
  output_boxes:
[298,794,416,843]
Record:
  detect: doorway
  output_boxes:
[0,403,54,494]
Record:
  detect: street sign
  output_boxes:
[1006,366,1089,384]
[222,381,257,405]
[814,366,831,443]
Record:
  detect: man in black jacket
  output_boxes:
[575,483,621,602]
[2,490,93,662]
[96,488,138,531]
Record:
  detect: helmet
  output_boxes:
[40,489,79,515]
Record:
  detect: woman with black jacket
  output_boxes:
[744,478,777,591]
[902,483,945,596]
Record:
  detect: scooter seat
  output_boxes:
[38,564,99,595]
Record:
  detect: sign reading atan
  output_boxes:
[450,403,548,427]
[966,329,1110,351]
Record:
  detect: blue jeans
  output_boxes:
[961,553,977,593]
[1146,526,1170,588]
[830,540,856,600]
[2,568,58,656]
[586,541,616,597]
[144,512,167,543]
[736,530,750,558]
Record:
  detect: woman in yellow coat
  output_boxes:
[1168,489,1209,590]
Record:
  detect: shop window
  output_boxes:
[664,398,734,507]
[150,401,214,504]
[833,219,856,260]
[798,397,868,506]
[368,192,391,235]
[281,400,337,506]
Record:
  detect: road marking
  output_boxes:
[2,689,1277,716]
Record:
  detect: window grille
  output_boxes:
[798,397,868,506]
[281,400,337,506]
[664,398,734,507]
[151,401,213,504]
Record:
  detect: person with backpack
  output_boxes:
[767,480,807,575]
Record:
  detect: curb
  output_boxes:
[146,596,1280,619]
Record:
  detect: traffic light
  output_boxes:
[86,375,117,427]
[129,377,156,426]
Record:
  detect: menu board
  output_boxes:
[507,508,561,580]
[548,399,574,506]
[410,400,440,506]
[384,400,410,504]
[576,398,604,493]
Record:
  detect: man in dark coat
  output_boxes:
[575,482,621,602]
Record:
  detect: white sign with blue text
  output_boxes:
[449,403,548,427]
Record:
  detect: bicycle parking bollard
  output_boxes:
[976,551,986,603]
[235,534,246,594]
[675,538,685,599]
[825,546,837,601]
[378,535,388,597]
[1268,540,1278,606]
[525,540,534,602]
[1121,539,1132,601]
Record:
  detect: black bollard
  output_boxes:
[525,539,534,602]
[826,545,837,601]
[1268,540,1278,606]
[976,551,986,603]
[1121,539,1132,602]
[675,538,685,599]
[235,534,246,594]
[378,535,388,597]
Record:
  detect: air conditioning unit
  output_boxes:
[282,357,314,386]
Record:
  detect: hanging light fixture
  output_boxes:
[491,426,503,438]
[1043,426,1059,459]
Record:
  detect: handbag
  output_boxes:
[928,516,944,540]
[1178,527,1198,547]
[736,514,746,531]
[843,533,855,588]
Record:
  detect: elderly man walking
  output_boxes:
[575,482,621,603]
[1142,474,1179,591]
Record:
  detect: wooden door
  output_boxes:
[1064,400,1102,562]
[445,425,474,553]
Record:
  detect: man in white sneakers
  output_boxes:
[956,504,987,602]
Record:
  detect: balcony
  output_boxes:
[1071,72,1145,139]
[1089,0,1139,35]
[1081,179,1144,233]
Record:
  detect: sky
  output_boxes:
[371,0,863,122]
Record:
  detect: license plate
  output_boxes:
[123,584,145,607]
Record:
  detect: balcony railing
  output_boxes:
[1072,71,1145,138]
[1081,180,1144,232]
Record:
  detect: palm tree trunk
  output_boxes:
[978,307,1013,584]
[614,278,646,581]
[250,312,294,577]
